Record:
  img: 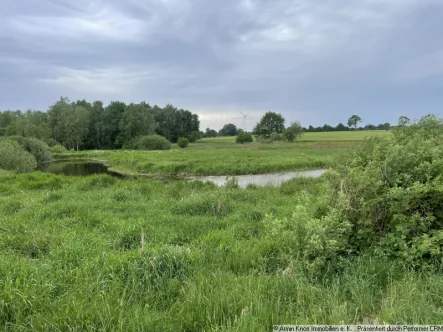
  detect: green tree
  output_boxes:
[64,105,90,150]
[335,123,349,131]
[398,116,410,126]
[189,131,202,143]
[153,105,199,143]
[204,128,218,138]
[118,102,155,146]
[283,121,303,142]
[347,115,362,130]
[85,101,104,149]
[101,101,126,148]
[47,97,72,144]
[218,123,238,136]
[376,123,391,130]
[253,112,285,138]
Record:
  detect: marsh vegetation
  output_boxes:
[1,110,442,330]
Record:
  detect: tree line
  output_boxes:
[0,97,200,150]
[303,115,410,132]
[204,114,397,139]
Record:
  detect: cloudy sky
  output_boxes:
[1,0,442,130]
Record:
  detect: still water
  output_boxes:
[38,161,327,187]
[37,161,124,178]
[190,169,328,188]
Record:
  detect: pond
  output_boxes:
[190,169,328,188]
[37,161,327,187]
[37,161,125,178]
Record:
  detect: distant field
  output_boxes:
[299,130,391,141]
[55,131,389,176]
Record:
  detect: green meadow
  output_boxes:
[54,131,389,176]
[1,171,442,331]
[3,124,443,331]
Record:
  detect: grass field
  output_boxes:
[1,171,442,330]
[3,128,443,330]
[54,131,389,176]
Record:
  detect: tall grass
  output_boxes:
[1,172,442,330]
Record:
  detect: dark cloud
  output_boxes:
[0,0,442,129]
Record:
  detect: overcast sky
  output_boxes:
[1,0,442,130]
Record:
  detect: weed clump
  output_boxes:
[125,135,171,151]
[177,137,189,148]
[83,174,117,189]
[173,195,231,219]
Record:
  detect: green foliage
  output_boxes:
[189,131,202,143]
[3,136,53,164]
[204,128,218,138]
[177,137,189,148]
[283,121,303,142]
[101,101,126,149]
[253,112,285,138]
[124,135,171,151]
[0,139,37,172]
[269,132,282,142]
[50,144,67,154]
[154,104,200,143]
[398,116,410,126]
[4,110,51,141]
[236,132,253,144]
[347,115,362,130]
[218,123,238,136]
[117,102,155,146]
[326,114,443,268]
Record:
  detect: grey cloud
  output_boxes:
[0,0,442,130]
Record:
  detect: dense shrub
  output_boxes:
[263,115,443,272]
[328,115,443,268]
[125,135,171,151]
[269,132,281,142]
[0,139,37,173]
[177,137,189,148]
[189,131,202,143]
[3,136,53,163]
[236,132,253,144]
[283,122,303,142]
[46,138,60,147]
[50,144,67,153]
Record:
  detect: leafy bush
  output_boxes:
[270,132,282,142]
[264,186,351,275]
[46,138,60,147]
[283,121,303,142]
[3,136,53,163]
[189,131,202,143]
[262,115,443,272]
[0,139,37,173]
[325,114,443,269]
[236,132,253,144]
[177,137,189,148]
[125,135,171,151]
[50,144,67,153]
